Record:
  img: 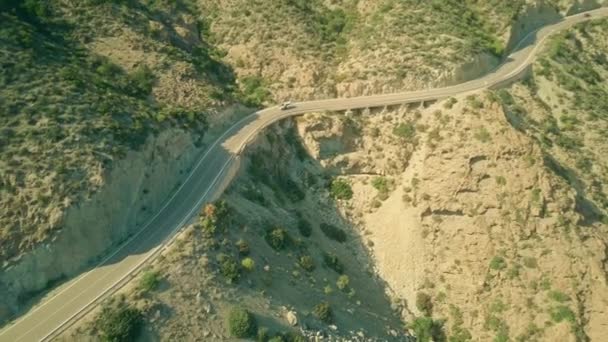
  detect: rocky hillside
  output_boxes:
[0,0,228,266]
[288,18,608,341]
[2,0,608,339]
[0,0,245,323]
[201,0,605,99]
[69,16,608,341]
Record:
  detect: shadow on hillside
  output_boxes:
[208,119,409,339]
[543,154,605,225]
[504,7,562,55]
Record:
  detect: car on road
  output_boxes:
[280,101,294,110]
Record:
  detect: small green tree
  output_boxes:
[409,317,445,342]
[265,228,288,250]
[393,122,416,139]
[489,256,507,270]
[330,178,353,200]
[298,255,315,272]
[336,275,350,291]
[217,254,240,282]
[96,303,143,342]
[313,302,333,323]
[138,270,161,292]
[236,239,250,255]
[227,307,257,338]
[241,257,255,272]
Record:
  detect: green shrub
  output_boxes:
[320,223,347,242]
[200,217,217,237]
[416,292,433,315]
[297,218,312,237]
[313,302,333,323]
[298,255,315,272]
[372,176,390,195]
[217,254,240,282]
[236,239,250,255]
[330,178,353,200]
[336,275,349,291]
[227,307,257,338]
[495,176,506,186]
[126,65,155,97]
[523,256,537,268]
[466,95,484,109]
[323,252,344,274]
[393,122,416,139]
[199,201,230,237]
[241,257,255,272]
[474,127,492,143]
[550,305,575,323]
[409,317,445,342]
[444,97,458,109]
[96,304,143,342]
[138,270,161,292]
[240,75,270,107]
[489,256,507,270]
[265,228,288,250]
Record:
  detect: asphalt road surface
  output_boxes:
[1,7,607,341]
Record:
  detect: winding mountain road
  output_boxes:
[1,7,607,341]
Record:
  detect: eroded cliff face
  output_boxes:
[0,128,201,321]
[294,93,608,341]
